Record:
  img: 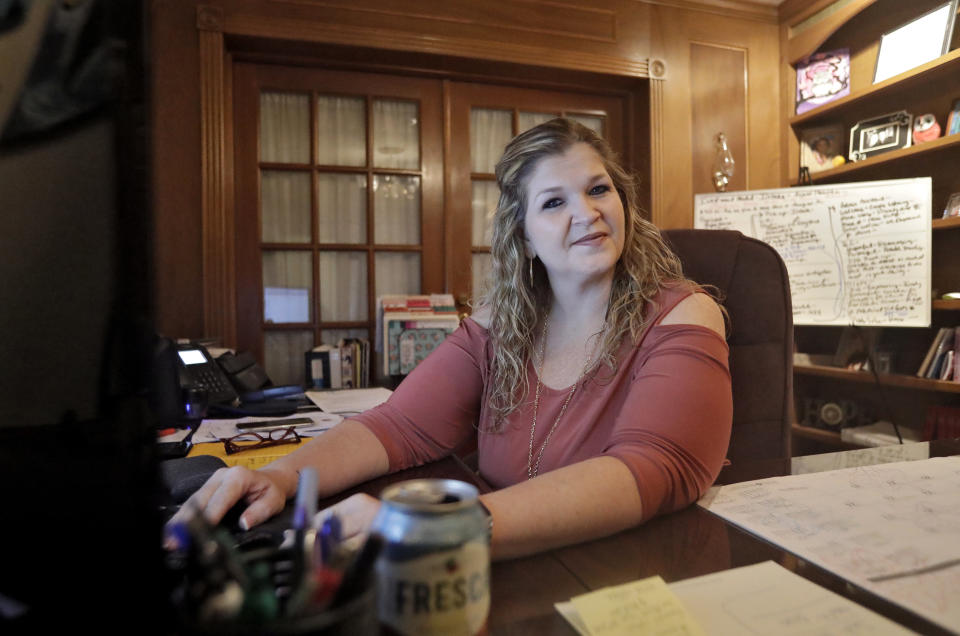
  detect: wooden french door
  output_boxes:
[232,64,628,384]
[445,82,626,310]
[233,64,444,384]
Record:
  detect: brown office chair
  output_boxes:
[662,229,793,482]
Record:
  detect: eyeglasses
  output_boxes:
[220,427,301,455]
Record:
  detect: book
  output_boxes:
[917,327,949,377]
[939,350,954,381]
[926,328,954,379]
[305,350,331,389]
[953,327,960,382]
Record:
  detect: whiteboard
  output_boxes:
[694,178,931,327]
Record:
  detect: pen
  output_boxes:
[319,512,342,563]
[293,468,318,530]
[331,534,383,607]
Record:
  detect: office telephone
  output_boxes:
[175,343,240,406]
[174,342,304,418]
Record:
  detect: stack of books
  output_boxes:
[305,338,371,389]
[377,294,460,376]
[916,326,960,381]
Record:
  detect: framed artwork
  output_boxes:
[795,49,850,115]
[849,111,912,162]
[799,124,845,173]
[873,1,958,83]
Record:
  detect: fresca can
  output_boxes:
[373,479,490,636]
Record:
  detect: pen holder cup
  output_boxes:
[277,582,378,635]
[189,581,378,636]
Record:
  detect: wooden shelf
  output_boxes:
[789,133,960,185]
[790,48,960,126]
[933,299,960,311]
[933,216,960,231]
[791,422,866,447]
[794,363,960,393]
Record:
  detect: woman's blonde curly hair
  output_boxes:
[476,118,693,430]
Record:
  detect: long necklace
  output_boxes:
[527,319,597,479]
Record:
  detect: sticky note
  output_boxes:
[569,575,705,636]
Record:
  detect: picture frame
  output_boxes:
[799,124,845,173]
[795,49,850,115]
[873,1,958,84]
[944,192,960,218]
[849,110,912,162]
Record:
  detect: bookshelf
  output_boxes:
[783,0,960,453]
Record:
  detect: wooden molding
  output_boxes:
[196,5,224,32]
[784,0,877,65]
[641,0,779,24]
[649,78,665,226]
[222,13,651,78]
[198,28,237,346]
[649,57,668,80]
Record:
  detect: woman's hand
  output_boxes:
[315,493,382,542]
[168,465,298,534]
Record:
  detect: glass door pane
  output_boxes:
[260,92,310,164]
[470,108,512,174]
[316,95,366,166]
[373,100,419,169]
[261,171,311,243]
[262,250,312,323]
[317,173,367,244]
[374,174,420,245]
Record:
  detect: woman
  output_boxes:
[176,118,732,560]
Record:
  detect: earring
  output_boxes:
[529,257,534,287]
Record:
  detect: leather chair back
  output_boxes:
[662,229,793,481]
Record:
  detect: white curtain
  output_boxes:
[375,253,420,299]
[471,180,498,247]
[316,95,366,166]
[260,92,309,164]
[472,253,492,302]
[470,108,513,174]
[319,251,368,322]
[261,170,311,243]
[518,111,556,134]
[373,100,419,169]
[264,330,314,387]
[374,174,420,245]
[568,113,604,136]
[317,173,366,244]
[262,250,312,323]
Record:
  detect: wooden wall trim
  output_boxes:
[649,77,666,227]
[642,0,778,24]
[198,20,237,345]
[221,13,651,78]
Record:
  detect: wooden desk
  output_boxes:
[192,444,960,634]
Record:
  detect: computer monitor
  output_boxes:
[0,1,166,628]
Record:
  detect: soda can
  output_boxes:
[373,478,490,635]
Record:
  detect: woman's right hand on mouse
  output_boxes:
[166,465,298,538]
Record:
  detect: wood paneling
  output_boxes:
[648,2,781,229]
[689,43,747,196]
[150,0,782,339]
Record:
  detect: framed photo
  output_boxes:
[944,192,960,218]
[795,49,850,115]
[800,124,845,173]
[849,111,912,162]
[874,1,958,83]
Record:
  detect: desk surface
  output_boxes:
[358,445,958,635]
[192,441,960,634]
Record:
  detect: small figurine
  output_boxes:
[913,113,941,144]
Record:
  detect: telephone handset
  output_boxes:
[175,343,240,406]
